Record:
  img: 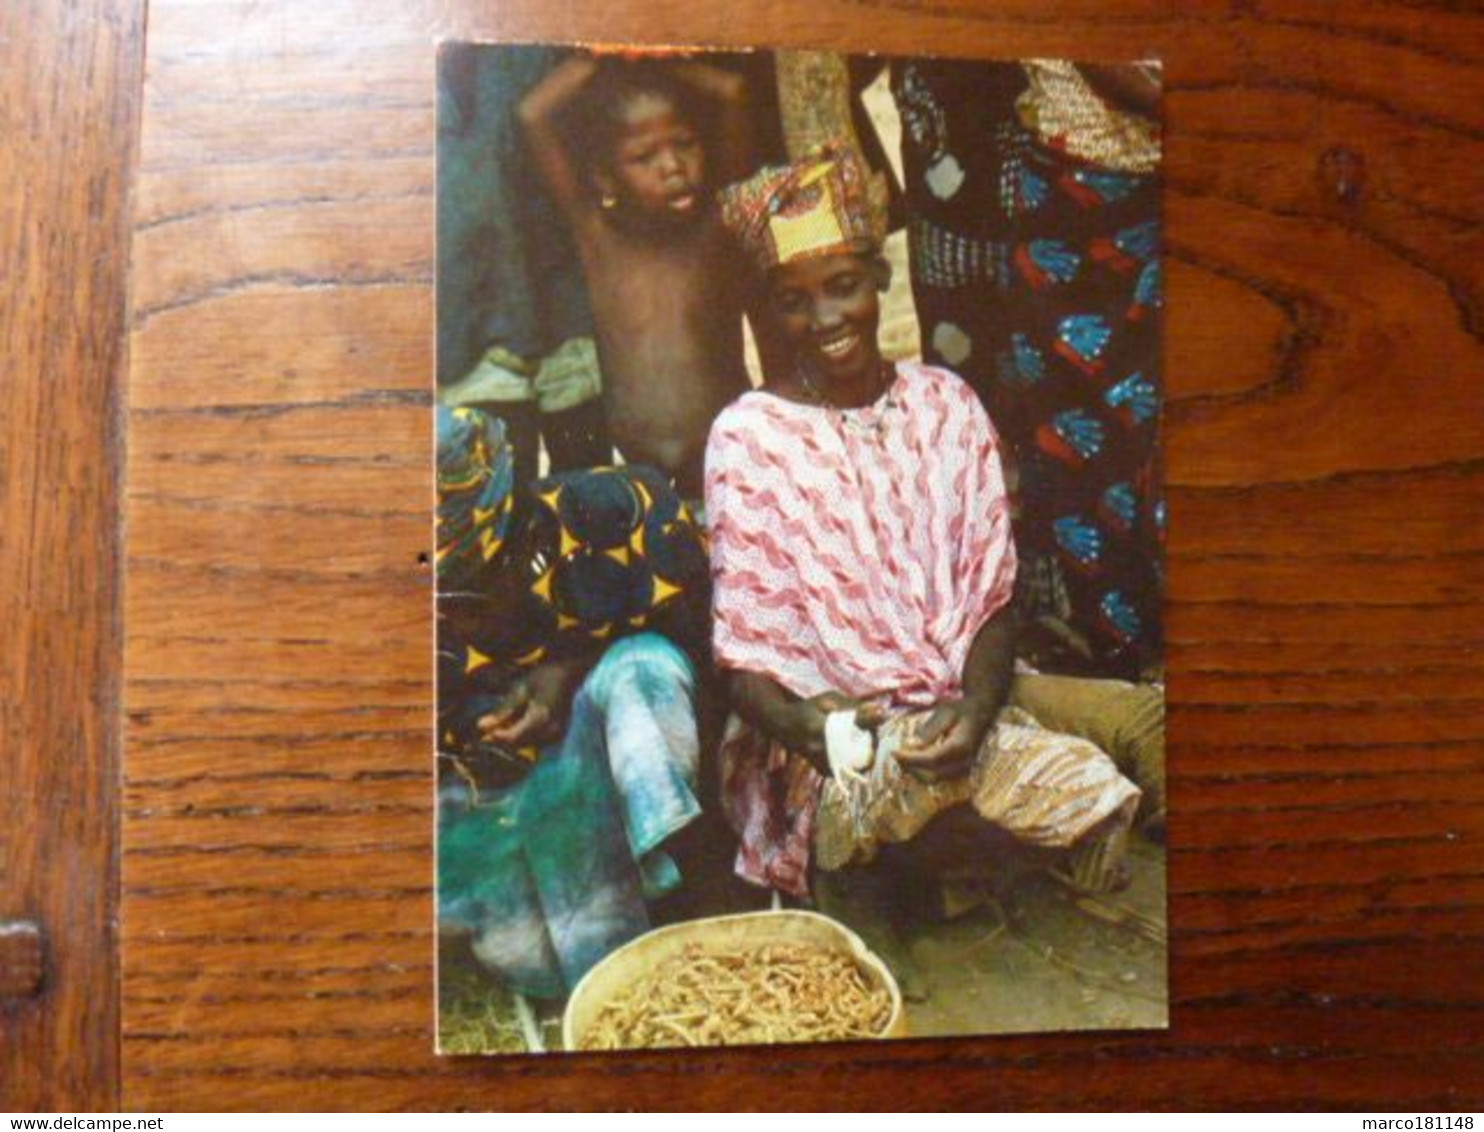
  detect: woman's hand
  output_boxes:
[477,682,556,748]
[728,670,888,775]
[791,691,888,757]
[894,698,994,782]
[809,691,890,728]
[896,605,1014,781]
[476,660,586,747]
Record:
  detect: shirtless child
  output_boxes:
[519,53,754,498]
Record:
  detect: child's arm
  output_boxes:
[517,54,600,228]
[669,60,754,185]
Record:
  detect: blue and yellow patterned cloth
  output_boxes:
[436,406,709,786]
[436,405,519,592]
[435,406,708,999]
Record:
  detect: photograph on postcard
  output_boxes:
[434,41,1167,1054]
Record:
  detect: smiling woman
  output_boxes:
[705,146,1141,900]
[765,252,893,405]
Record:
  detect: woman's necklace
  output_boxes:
[796,361,897,440]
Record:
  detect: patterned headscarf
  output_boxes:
[718,142,886,274]
[436,405,516,591]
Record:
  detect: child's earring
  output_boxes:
[600,192,617,211]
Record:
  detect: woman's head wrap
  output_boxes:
[718,142,886,274]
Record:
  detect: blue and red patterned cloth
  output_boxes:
[893,59,1164,678]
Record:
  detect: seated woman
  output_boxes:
[705,146,1141,903]
[436,405,710,999]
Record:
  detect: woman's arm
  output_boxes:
[957,602,1017,725]
[730,670,827,770]
[728,670,885,775]
[516,54,600,228]
[895,604,1016,781]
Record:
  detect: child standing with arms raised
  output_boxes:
[519,52,755,499]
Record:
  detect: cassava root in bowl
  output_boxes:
[578,941,894,1050]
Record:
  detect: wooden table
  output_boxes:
[4,0,1482,1111]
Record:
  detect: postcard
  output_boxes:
[433,41,1166,1054]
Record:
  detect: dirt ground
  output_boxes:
[438,832,1167,1053]
[893,835,1167,1037]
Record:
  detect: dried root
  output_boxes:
[577,942,893,1050]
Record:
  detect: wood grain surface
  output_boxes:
[0,924,45,1005]
[114,0,1484,1112]
[0,0,145,1111]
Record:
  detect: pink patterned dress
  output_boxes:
[704,362,1138,895]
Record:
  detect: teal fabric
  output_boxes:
[438,633,700,999]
